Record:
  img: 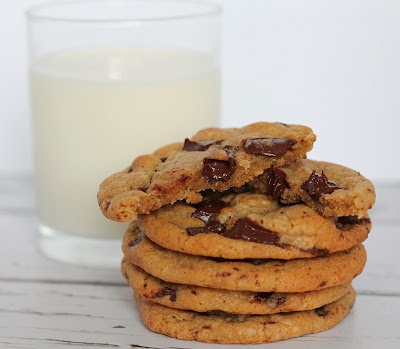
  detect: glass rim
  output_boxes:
[26,0,221,24]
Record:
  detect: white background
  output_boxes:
[1,0,399,181]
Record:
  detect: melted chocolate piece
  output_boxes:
[223,218,284,246]
[183,138,222,152]
[130,236,143,247]
[263,167,289,199]
[202,146,237,182]
[191,199,228,224]
[244,138,297,157]
[155,287,177,302]
[300,246,329,257]
[159,157,167,162]
[315,306,329,317]
[337,216,371,226]
[127,167,133,173]
[187,221,226,236]
[275,296,287,307]
[138,187,147,193]
[253,292,273,302]
[302,170,341,201]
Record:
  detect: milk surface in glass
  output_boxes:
[30,48,220,238]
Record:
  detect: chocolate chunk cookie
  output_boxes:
[134,288,356,344]
[249,159,375,218]
[138,192,370,259]
[123,223,366,293]
[122,260,352,315]
[98,123,316,221]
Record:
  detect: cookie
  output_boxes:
[122,260,352,315]
[134,287,356,344]
[248,158,375,218]
[123,223,366,293]
[138,192,370,259]
[98,122,316,221]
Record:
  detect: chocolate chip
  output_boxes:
[253,292,273,302]
[336,215,371,227]
[275,296,286,307]
[223,218,285,247]
[300,246,329,257]
[319,281,327,287]
[315,306,329,317]
[263,167,289,199]
[244,138,297,157]
[183,138,223,151]
[216,272,231,277]
[178,175,191,183]
[138,187,147,193]
[202,146,237,182]
[191,199,228,224]
[202,325,212,329]
[155,287,176,302]
[186,221,226,236]
[159,157,167,162]
[127,167,133,173]
[130,236,143,247]
[191,290,197,295]
[302,171,341,201]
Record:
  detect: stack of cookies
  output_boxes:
[98,122,375,344]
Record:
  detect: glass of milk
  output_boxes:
[26,0,221,267]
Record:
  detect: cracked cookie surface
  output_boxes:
[248,159,375,218]
[98,122,315,221]
[134,288,356,344]
[122,260,351,315]
[138,192,370,259]
[123,223,366,293]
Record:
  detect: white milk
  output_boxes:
[30,48,220,238]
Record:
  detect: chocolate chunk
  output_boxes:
[192,199,228,224]
[315,306,329,317]
[127,167,133,173]
[253,292,273,302]
[337,216,371,226]
[159,157,167,162]
[183,138,222,152]
[244,137,297,157]
[186,221,226,236]
[138,187,147,193]
[300,246,329,257]
[155,287,177,302]
[263,167,289,199]
[302,170,341,201]
[129,236,143,247]
[202,146,237,182]
[275,296,286,307]
[223,218,284,246]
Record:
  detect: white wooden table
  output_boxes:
[1,178,400,349]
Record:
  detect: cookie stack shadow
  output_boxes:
[98,123,375,344]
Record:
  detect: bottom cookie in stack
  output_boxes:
[134,288,356,344]
[121,217,367,344]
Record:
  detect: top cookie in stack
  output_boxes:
[98,122,316,221]
[97,122,375,344]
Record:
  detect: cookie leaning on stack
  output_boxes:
[98,122,375,344]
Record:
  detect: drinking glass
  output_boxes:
[27,0,221,267]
